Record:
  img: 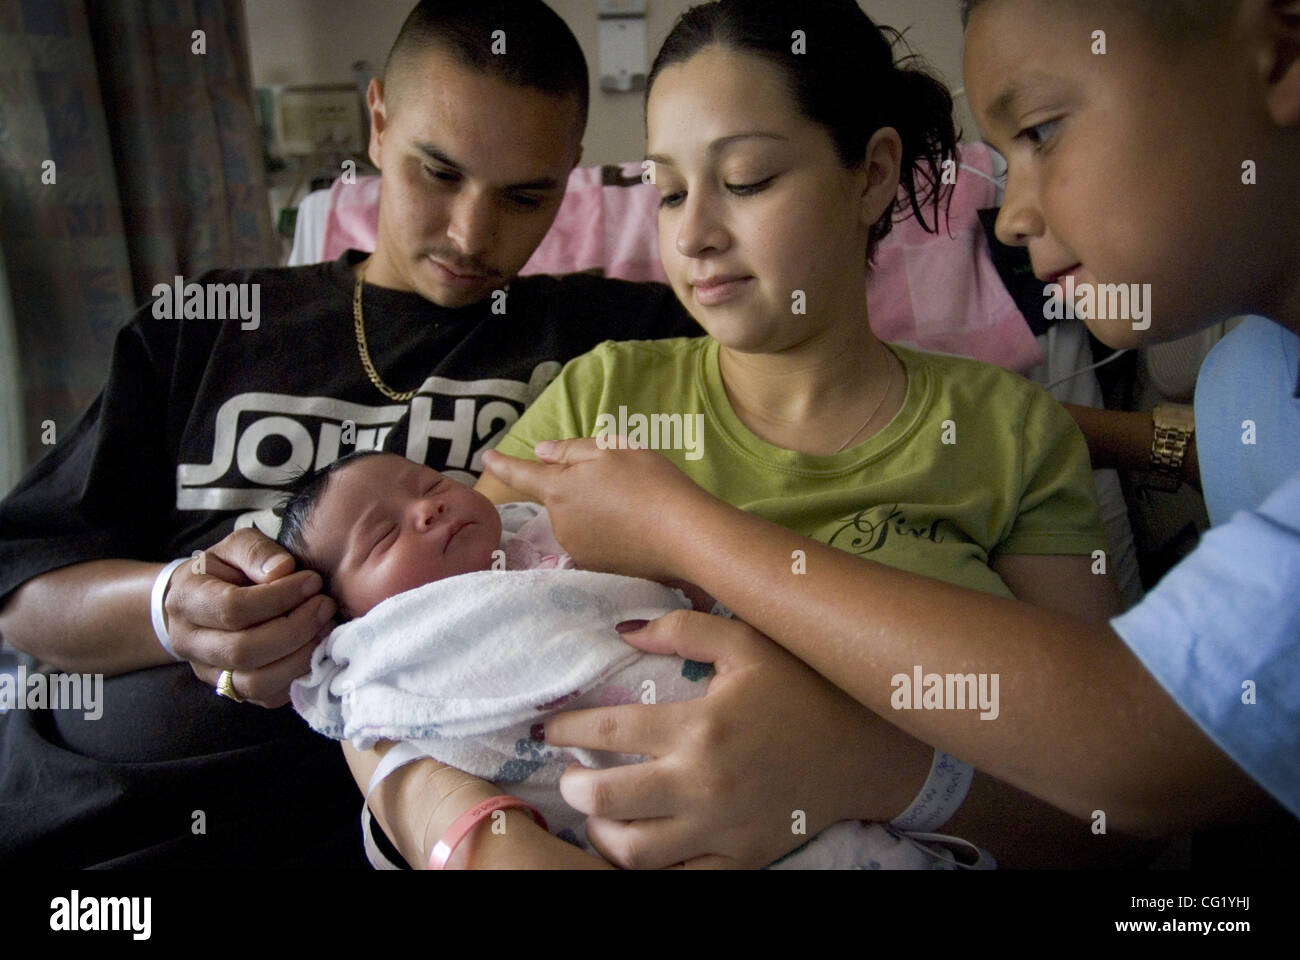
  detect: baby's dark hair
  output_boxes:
[274,449,389,586]
[647,0,958,262]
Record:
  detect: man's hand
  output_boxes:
[544,611,931,869]
[481,440,709,581]
[165,527,336,707]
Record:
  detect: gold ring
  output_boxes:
[216,670,245,703]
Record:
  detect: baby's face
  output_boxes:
[306,453,503,618]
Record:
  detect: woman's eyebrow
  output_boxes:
[645,131,788,167]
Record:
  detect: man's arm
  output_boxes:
[0,530,336,706]
[0,560,171,674]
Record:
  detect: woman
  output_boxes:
[345,0,1123,869]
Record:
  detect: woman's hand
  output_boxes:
[481,440,712,582]
[543,610,931,869]
[165,527,337,707]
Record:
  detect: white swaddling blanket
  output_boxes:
[291,567,957,869]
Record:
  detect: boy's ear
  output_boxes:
[1258,0,1300,125]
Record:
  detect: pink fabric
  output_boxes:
[521,165,608,276]
[866,143,1041,371]
[322,175,381,263]
[317,146,1040,371]
[594,162,669,284]
[502,511,576,572]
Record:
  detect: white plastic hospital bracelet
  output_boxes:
[150,558,189,662]
[889,750,975,833]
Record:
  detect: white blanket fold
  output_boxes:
[293,568,694,747]
[291,567,963,869]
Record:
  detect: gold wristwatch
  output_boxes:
[1144,403,1196,492]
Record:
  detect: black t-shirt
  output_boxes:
[0,250,697,600]
[0,251,697,867]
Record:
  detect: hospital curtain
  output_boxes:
[0,0,276,467]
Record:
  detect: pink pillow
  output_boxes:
[320,146,1040,372]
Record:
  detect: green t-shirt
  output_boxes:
[496,337,1106,599]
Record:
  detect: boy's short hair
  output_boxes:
[384,0,589,134]
[274,450,389,587]
[959,0,1237,38]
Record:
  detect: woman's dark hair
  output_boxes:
[647,0,958,260]
[274,449,389,582]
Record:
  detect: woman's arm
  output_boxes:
[482,443,1272,835]
[341,741,612,869]
[990,553,1122,623]
[545,613,1152,869]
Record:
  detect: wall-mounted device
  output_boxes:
[597,0,647,93]
[267,85,366,157]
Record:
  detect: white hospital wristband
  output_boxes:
[889,750,974,833]
[150,558,189,662]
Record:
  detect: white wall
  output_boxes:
[244,0,975,167]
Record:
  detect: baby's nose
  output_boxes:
[415,497,447,529]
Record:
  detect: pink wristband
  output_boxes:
[427,796,549,870]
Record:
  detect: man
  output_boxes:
[0,0,695,867]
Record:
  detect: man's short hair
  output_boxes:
[384,0,589,135]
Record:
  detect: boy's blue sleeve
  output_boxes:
[1111,469,1300,817]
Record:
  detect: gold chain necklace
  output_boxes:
[353,261,418,402]
[833,345,898,453]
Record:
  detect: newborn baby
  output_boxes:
[282,450,966,870]
[276,449,711,618]
[279,449,557,619]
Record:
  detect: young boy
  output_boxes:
[959,0,1300,824]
